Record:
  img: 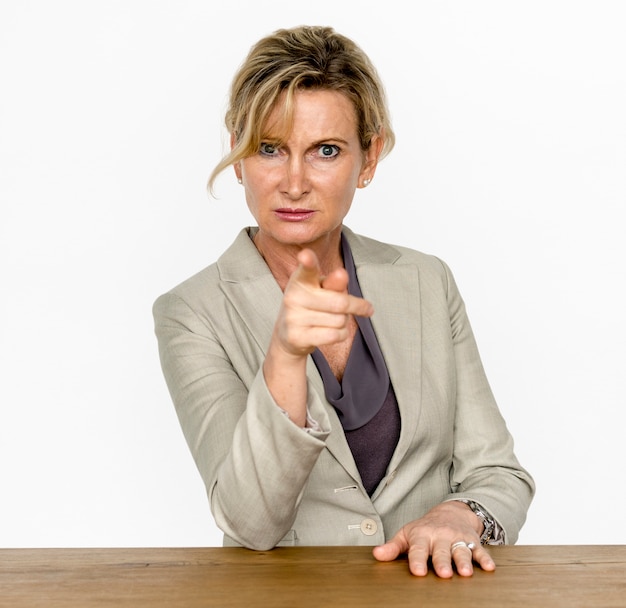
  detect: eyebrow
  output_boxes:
[311,137,350,146]
[259,136,351,147]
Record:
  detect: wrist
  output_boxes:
[263,343,309,427]
[456,500,496,544]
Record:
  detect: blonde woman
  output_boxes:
[153,25,534,578]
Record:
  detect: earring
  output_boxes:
[237,178,242,184]
[363,178,371,187]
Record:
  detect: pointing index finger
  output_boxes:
[289,248,374,318]
[291,248,324,288]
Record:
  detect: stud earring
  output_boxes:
[363,178,371,187]
[237,178,242,184]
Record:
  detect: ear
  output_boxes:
[358,135,384,188]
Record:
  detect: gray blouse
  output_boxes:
[311,234,401,496]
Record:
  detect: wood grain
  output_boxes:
[1,545,625,607]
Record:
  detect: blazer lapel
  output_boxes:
[216,228,283,355]
[306,358,364,482]
[215,227,422,483]
[316,257,424,484]
[346,229,423,471]
[216,232,361,481]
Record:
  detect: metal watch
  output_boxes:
[459,499,496,544]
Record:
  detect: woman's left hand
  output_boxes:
[372,501,496,578]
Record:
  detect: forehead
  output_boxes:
[263,89,358,139]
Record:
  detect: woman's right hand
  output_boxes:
[274,248,373,357]
[262,248,373,426]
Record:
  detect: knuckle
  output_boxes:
[328,298,347,314]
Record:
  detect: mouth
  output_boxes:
[274,208,316,222]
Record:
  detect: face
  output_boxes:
[235,89,381,250]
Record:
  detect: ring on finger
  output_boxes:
[451,541,476,553]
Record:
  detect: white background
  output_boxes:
[1,1,624,548]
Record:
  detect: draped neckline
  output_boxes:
[311,233,391,431]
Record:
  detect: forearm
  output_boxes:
[210,371,329,549]
[442,258,535,542]
[262,336,309,428]
[154,292,329,548]
[445,463,534,544]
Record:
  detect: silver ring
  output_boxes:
[451,541,475,553]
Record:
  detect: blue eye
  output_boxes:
[318,144,339,158]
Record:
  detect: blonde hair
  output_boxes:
[207,25,395,194]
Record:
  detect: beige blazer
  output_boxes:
[153,227,534,550]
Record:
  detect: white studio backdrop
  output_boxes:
[1,0,624,548]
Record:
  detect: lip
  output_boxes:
[274,208,316,222]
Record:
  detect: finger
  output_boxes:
[286,284,372,319]
[472,545,496,572]
[287,323,351,350]
[372,540,402,563]
[304,277,373,318]
[314,291,373,318]
[320,267,349,293]
[345,294,374,318]
[296,309,351,331]
[406,538,431,577]
[321,271,374,318]
[289,251,373,318]
[449,542,474,577]
[290,248,324,288]
[431,542,456,579]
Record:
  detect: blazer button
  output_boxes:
[360,518,378,536]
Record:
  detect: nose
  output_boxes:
[282,156,309,199]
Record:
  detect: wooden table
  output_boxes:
[2,545,625,607]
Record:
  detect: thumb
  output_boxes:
[372,536,407,563]
[320,267,349,294]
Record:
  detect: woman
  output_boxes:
[153,25,534,578]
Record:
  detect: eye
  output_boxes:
[317,144,339,158]
[259,142,279,156]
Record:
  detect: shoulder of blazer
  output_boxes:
[161,228,270,298]
[342,226,451,281]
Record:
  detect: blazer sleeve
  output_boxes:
[436,258,535,542]
[153,290,331,550]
